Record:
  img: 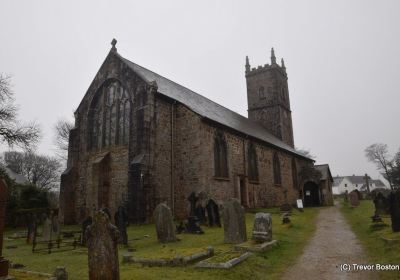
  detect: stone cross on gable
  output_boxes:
[111,38,117,52]
[364,173,371,194]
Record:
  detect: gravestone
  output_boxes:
[223,199,247,244]
[85,210,120,280]
[26,213,37,244]
[374,192,389,215]
[81,216,93,245]
[206,199,221,227]
[349,190,360,207]
[282,213,291,224]
[389,190,400,232]
[280,203,292,213]
[42,217,52,242]
[114,206,128,245]
[0,178,9,277]
[51,211,60,239]
[188,192,198,216]
[185,216,204,234]
[53,266,68,280]
[153,203,177,243]
[194,204,206,224]
[252,213,272,243]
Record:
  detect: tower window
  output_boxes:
[258,86,265,99]
[214,130,229,178]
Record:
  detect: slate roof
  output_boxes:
[314,164,333,182]
[117,53,312,160]
[333,175,386,187]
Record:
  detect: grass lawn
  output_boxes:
[4,207,320,280]
[340,199,400,280]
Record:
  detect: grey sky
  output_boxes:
[1,0,399,182]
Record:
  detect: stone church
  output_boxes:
[59,40,333,224]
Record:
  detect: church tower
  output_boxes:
[245,48,294,147]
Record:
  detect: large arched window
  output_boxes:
[88,80,131,150]
[248,142,259,182]
[273,153,281,185]
[214,130,229,178]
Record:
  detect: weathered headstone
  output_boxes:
[114,206,128,245]
[282,213,291,224]
[185,216,204,234]
[51,212,60,239]
[0,178,9,277]
[252,213,272,243]
[188,192,198,216]
[206,199,221,227]
[223,199,247,244]
[349,190,360,207]
[85,210,120,280]
[194,204,206,224]
[26,213,37,244]
[81,216,92,245]
[374,192,389,216]
[42,217,52,242]
[389,190,400,232]
[153,203,177,243]
[53,266,68,280]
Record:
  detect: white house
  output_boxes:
[332,175,387,195]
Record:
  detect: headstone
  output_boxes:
[53,266,68,280]
[389,190,400,232]
[0,178,9,277]
[51,212,60,239]
[349,191,360,207]
[85,210,120,280]
[252,213,272,243]
[26,213,37,244]
[187,192,198,216]
[373,192,389,215]
[81,216,92,245]
[282,213,291,224]
[185,216,204,234]
[194,204,206,224]
[223,199,247,244]
[280,203,292,213]
[114,206,128,245]
[153,203,177,243]
[42,217,52,242]
[206,199,221,227]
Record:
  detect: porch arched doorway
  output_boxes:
[303,181,321,207]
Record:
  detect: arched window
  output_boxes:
[248,142,259,182]
[214,131,229,178]
[292,158,298,189]
[273,153,281,185]
[258,86,265,99]
[88,80,131,150]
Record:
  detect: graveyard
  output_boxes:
[3,207,320,280]
[341,196,400,280]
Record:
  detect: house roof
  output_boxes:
[314,164,333,182]
[333,175,386,187]
[117,52,312,161]
[2,166,29,185]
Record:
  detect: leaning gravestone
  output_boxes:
[85,210,120,280]
[206,199,221,227]
[252,213,272,243]
[42,217,52,242]
[0,178,9,277]
[153,203,177,243]
[389,190,400,232]
[223,199,247,244]
[349,191,360,207]
[114,206,128,245]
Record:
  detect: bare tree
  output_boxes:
[365,143,394,190]
[4,151,62,191]
[53,118,74,160]
[0,74,40,148]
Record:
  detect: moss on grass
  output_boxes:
[4,207,320,280]
[340,199,400,280]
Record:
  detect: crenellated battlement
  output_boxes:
[245,48,287,77]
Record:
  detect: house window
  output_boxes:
[345,184,347,188]
[273,153,281,185]
[258,86,265,99]
[247,142,258,182]
[292,158,298,189]
[214,130,229,178]
[88,80,131,150]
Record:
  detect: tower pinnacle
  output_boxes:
[271,48,276,65]
[111,38,117,52]
[245,56,250,73]
[281,58,286,71]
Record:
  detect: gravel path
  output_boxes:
[281,204,377,280]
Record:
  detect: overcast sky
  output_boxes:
[1,0,399,182]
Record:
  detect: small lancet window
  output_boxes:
[259,86,265,99]
[248,142,259,182]
[214,130,229,178]
[273,153,281,185]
